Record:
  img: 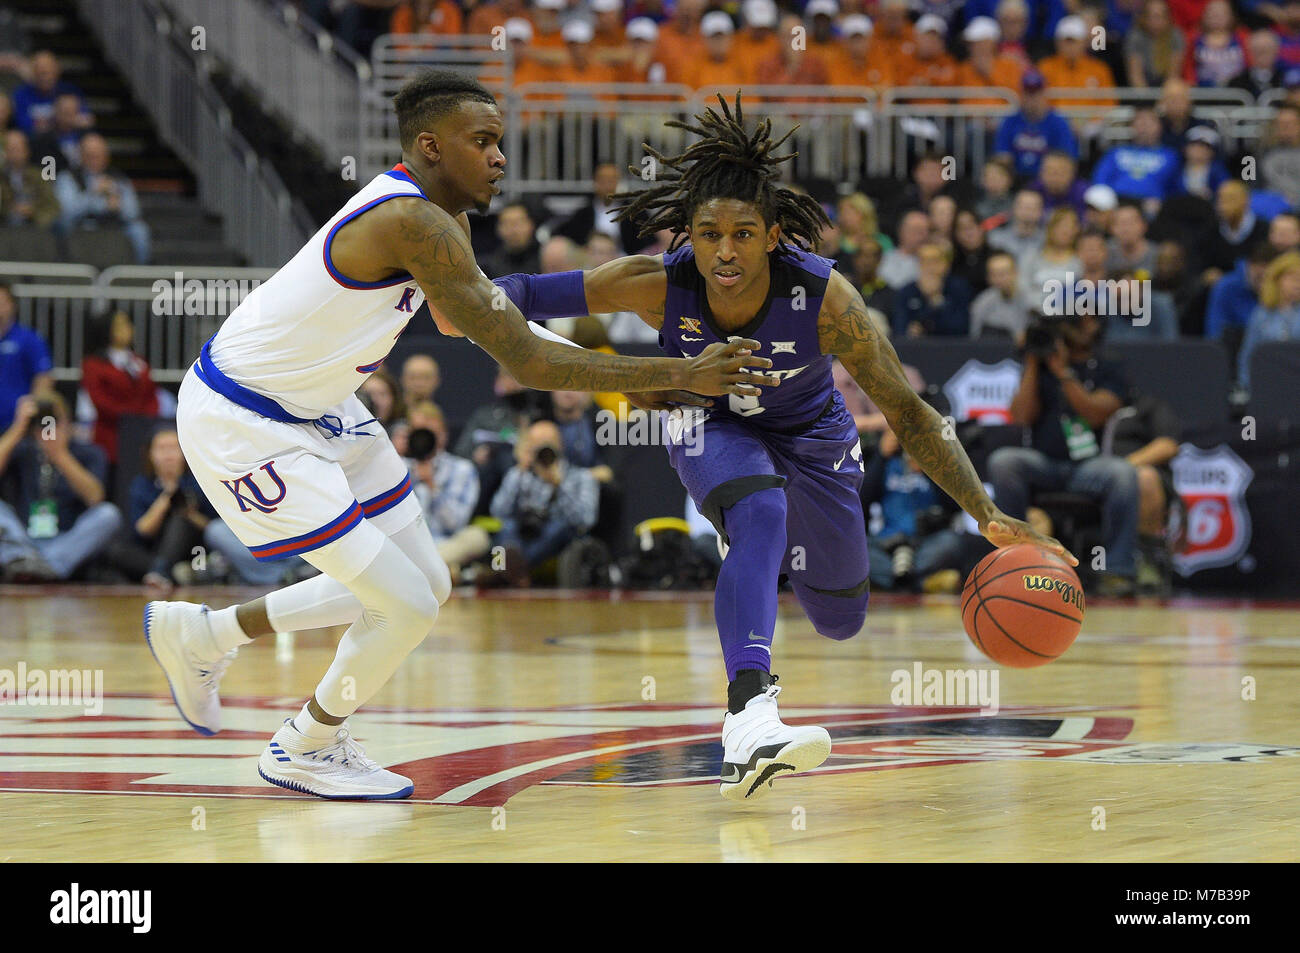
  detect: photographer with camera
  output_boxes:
[404,401,486,585]
[988,310,1139,596]
[105,425,214,593]
[489,419,598,587]
[0,391,122,582]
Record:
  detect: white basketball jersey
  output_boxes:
[208,164,431,419]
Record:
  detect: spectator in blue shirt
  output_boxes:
[1091,107,1181,207]
[54,133,150,263]
[10,51,87,135]
[1206,243,1271,340]
[0,279,53,431]
[1238,251,1300,390]
[0,391,122,581]
[1177,126,1229,201]
[894,242,973,337]
[994,68,1079,180]
[103,426,215,593]
[491,419,599,585]
[404,401,486,584]
[862,426,966,592]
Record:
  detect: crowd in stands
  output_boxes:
[0,45,151,263]
[298,0,1300,105]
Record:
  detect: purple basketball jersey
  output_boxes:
[659,243,837,429]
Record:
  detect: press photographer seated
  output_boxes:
[986,311,1139,596]
[489,419,598,587]
[403,401,486,585]
[0,392,122,582]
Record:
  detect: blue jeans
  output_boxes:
[203,519,292,586]
[495,516,578,568]
[987,447,1138,577]
[868,528,966,590]
[0,500,123,579]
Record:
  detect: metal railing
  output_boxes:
[75,0,314,268]
[9,265,274,381]
[156,0,366,165]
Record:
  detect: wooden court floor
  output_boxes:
[2,585,1298,862]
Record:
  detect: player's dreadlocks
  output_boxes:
[612,93,830,254]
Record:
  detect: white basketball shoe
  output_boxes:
[258,719,414,800]
[143,601,238,736]
[719,685,832,801]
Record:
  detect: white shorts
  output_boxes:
[177,366,420,581]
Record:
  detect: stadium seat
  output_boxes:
[66,229,135,270]
[0,226,60,263]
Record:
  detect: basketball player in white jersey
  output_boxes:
[143,71,778,800]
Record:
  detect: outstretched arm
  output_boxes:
[817,271,1077,565]
[384,199,774,397]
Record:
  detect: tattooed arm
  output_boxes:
[378,199,775,397]
[818,271,1077,564]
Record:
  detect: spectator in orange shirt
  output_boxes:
[504,18,561,121]
[465,0,528,38]
[893,15,959,91]
[556,20,619,85]
[996,0,1035,68]
[826,15,894,88]
[690,11,759,91]
[390,0,464,37]
[734,0,782,67]
[959,17,1026,95]
[530,0,568,56]
[1037,15,1118,108]
[619,17,675,85]
[590,0,627,58]
[657,0,707,83]
[875,0,916,76]
[805,0,842,60]
[755,13,831,89]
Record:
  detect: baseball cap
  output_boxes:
[742,0,778,29]
[840,14,873,37]
[963,16,1000,43]
[1186,125,1221,149]
[590,0,621,12]
[504,17,533,43]
[562,19,594,43]
[1083,184,1118,211]
[701,10,735,36]
[1055,15,1087,40]
[626,16,659,42]
[805,0,839,19]
[533,0,565,10]
[915,13,948,35]
[1021,67,1046,91]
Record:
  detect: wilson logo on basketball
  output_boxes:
[1022,574,1085,610]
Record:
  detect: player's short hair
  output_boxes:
[612,93,830,253]
[393,70,498,151]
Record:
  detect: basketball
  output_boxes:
[961,544,1085,668]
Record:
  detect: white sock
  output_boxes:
[202,605,252,654]
[292,702,341,740]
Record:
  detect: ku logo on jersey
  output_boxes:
[221,462,288,514]
[394,287,417,313]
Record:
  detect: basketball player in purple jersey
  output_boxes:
[143,73,778,800]
[492,96,1076,800]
